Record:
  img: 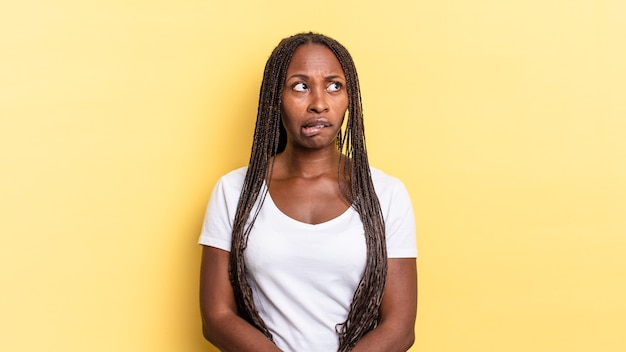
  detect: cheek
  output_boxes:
[280,106,294,125]
[280,107,299,133]
[337,94,348,112]
[280,96,299,115]
[338,100,348,116]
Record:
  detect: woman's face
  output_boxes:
[281,43,348,152]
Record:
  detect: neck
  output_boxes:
[277,145,341,178]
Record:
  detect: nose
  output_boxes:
[307,88,329,114]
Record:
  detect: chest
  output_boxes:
[245,193,366,283]
[268,177,350,225]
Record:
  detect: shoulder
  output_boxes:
[369,166,417,257]
[221,166,248,181]
[369,166,413,210]
[206,166,249,206]
[199,167,249,250]
[369,166,407,195]
[215,166,248,192]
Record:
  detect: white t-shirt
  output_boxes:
[199,166,417,352]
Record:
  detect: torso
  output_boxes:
[198,164,418,352]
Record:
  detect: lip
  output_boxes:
[301,117,331,137]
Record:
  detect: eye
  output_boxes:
[327,81,342,92]
[293,82,308,92]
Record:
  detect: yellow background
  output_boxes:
[1,1,625,351]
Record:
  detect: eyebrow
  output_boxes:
[285,73,346,81]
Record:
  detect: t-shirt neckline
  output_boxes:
[261,182,353,228]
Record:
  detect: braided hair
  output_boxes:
[229,32,387,352]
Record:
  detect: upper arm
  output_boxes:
[199,246,283,352]
[199,245,237,329]
[380,258,417,337]
[351,257,417,352]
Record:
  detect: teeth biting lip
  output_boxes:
[301,118,331,136]
[303,123,329,129]
[302,118,331,129]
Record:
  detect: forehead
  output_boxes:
[286,44,345,76]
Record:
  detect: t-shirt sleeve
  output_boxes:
[381,177,418,259]
[198,175,238,252]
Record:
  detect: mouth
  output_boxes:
[301,119,331,136]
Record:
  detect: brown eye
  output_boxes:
[327,82,342,92]
[293,82,308,91]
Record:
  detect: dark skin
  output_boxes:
[270,43,350,224]
[200,44,417,351]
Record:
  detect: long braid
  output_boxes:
[332,39,387,351]
[229,33,387,351]
[228,36,295,338]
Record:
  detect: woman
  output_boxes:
[199,32,417,352]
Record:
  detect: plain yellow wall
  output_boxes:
[1,1,625,351]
